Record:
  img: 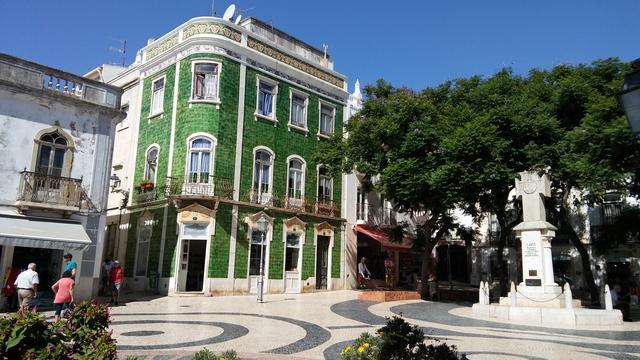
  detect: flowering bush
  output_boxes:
[340,332,380,360]
[0,301,116,359]
[340,316,467,360]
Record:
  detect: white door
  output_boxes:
[284,232,301,293]
[177,239,189,292]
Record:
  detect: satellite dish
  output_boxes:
[234,14,242,24]
[222,4,236,21]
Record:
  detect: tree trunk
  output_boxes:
[495,213,509,297]
[557,200,600,307]
[419,218,435,300]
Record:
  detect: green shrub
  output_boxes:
[0,301,116,359]
[340,316,467,360]
[193,348,240,360]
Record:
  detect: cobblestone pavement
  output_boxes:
[96,291,639,360]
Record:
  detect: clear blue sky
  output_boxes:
[1,0,638,92]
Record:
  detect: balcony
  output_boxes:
[133,188,159,204]
[357,204,397,226]
[245,191,340,218]
[16,171,83,215]
[166,175,234,200]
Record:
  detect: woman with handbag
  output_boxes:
[51,270,74,322]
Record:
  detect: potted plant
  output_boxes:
[139,180,154,192]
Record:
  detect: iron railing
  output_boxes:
[244,190,340,217]
[17,171,83,208]
[166,175,234,200]
[133,188,159,204]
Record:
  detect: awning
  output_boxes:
[354,224,413,251]
[0,214,91,250]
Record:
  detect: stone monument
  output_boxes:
[471,170,623,327]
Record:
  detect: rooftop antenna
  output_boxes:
[235,6,253,23]
[211,0,215,16]
[322,43,328,60]
[222,4,236,21]
[109,39,127,67]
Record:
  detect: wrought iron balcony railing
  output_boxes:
[133,188,159,204]
[166,175,234,200]
[16,171,83,210]
[244,190,340,217]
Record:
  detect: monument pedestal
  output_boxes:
[471,171,623,328]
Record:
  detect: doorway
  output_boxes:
[12,247,63,299]
[177,240,206,292]
[316,236,330,289]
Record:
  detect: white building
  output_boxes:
[0,53,124,302]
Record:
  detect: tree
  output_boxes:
[315,80,460,299]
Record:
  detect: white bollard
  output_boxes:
[604,284,613,310]
[484,281,490,304]
[479,281,485,304]
[564,283,573,309]
[510,282,517,307]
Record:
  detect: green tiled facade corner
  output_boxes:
[209,203,233,278]
[163,205,178,277]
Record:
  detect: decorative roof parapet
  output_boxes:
[182,22,242,43]
[247,37,344,88]
[146,36,179,60]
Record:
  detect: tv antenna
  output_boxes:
[235,6,253,23]
[109,39,127,67]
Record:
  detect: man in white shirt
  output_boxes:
[13,263,39,310]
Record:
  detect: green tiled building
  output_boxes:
[100,16,349,295]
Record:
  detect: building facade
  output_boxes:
[0,53,123,302]
[101,16,349,295]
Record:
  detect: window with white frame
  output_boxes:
[36,131,69,177]
[287,158,304,200]
[253,150,272,201]
[285,232,301,272]
[256,79,276,119]
[319,103,335,136]
[249,228,267,275]
[192,62,219,101]
[290,92,307,129]
[144,146,159,182]
[150,77,165,115]
[188,138,213,183]
[356,186,366,221]
[317,166,332,203]
[135,225,152,277]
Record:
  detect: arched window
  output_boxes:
[287,158,304,200]
[144,146,159,183]
[253,149,273,203]
[188,138,213,183]
[36,132,69,177]
[317,166,332,203]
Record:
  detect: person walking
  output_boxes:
[51,270,74,322]
[109,260,123,306]
[63,253,77,279]
[101,258,112,295]
[357,257,371,288]
[13,263,39,310]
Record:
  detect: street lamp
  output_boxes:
[621,59,640,138]
[256,214,268,303]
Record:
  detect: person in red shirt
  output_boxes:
[109,260,124,306]
[51,270,74,322]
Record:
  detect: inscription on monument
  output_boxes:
[525,279,542,286]
[528,270,537,277]
[524,242,539,257]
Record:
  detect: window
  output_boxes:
[290,92,307,129]
[188,138,213,183]
[36,132,68,177]
[319,103,335,136]
[136,226,152,277]
[285,233,300,272]
[253,150,272,203]
[144,146,158,182]
[192,62,219,101]
[287,158,304,200]
[150,77,165,115]
[356,187,366,221]
[249,229,267,275]
[256,79,277,119]
[318,166,332,203]
[117,104,129,130]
